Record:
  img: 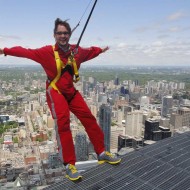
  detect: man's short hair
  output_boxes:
[54,18,71,35]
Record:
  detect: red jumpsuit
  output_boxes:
[4,43,105,165]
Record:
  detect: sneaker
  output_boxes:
[65,164,82,181]
[98,151,121,165]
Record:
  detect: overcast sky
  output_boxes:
[0,0,190,66]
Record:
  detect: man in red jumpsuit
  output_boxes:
[0,18,121,181]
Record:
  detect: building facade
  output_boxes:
[99,104,111,152]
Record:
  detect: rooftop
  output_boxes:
[44,131,190,190]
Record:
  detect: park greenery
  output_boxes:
[1,65,190,94]
[80,65,190,89]
[0,121,19,135]
[1,65,190,86]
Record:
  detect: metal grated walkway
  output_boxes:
[43,132,190,190]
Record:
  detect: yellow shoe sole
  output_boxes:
[65,174,82,181]
[98,158,121,165]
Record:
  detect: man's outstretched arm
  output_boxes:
[0,48,4,55]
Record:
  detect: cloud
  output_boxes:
[133,22,162,34]
[96,37,104,42]
[117,43,127,48]
[157,34,170,39]
[134,26,150,33]
[168,26,181,32]
[113,36,121,40]
[98,39,190,65]
[0,35,21,40]
[182,26,190,31]
[0,35,21,42]
[134,11,188,36]
[167,11,186,21]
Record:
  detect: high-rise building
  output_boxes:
[88,76,97,88]
[48,153,63,169]
[161,96,173,117]
[99,104,111,152]
[90,104,98,118]
[82,81,88,96]
[120,86,125,95]
[110,127,123,152]
[159,118,170,128]
[144,119,160,141]
[117,110,124,125]
[178,82,185,90]
[87,139,95,155]
[134,80,139,86]
[98,93,107,104]
[75,132,88,161]
[96,82,105,93]
[178,107,190,127]
[144,119,171,141]
[125,111,143,138]
[140,96,150,110]
[114,75,119,85]
[170,113,183,132]
[0,115,9,123]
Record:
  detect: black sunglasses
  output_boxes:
[55,31,70,35]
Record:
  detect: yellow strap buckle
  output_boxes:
[49,45,80,93]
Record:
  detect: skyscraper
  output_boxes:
[114,75,119,86]
[125,111,143,138]
[170,113,182,131]
[144,119,160,141]
[82,80,88,96]
[161,96,173,117]
[140,96,150,110]
[75,132,88,161]
[99,104,111,152]
[48,153,63,169]
[178,107,190,127]
[134,80,139,86]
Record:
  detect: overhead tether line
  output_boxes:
[47,0,99,87]
[71,0,93,34]
[61,0,98,83]
[72,0,98,54]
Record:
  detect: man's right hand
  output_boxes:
[0,48,4,55]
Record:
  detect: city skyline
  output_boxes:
[0,0,190,66]
[1,65,190,188]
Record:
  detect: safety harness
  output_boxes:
[49,0,98,93]
[48,45,80,93]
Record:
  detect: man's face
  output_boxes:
[54,25,70,46]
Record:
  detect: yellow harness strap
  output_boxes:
[68,53,80,83]
[49,46,80,93]
[49,46,63,93]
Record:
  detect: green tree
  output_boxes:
[36,137,43,142]
[0,138,3,143]
[111,121,116,126]
[48,131,52,138]
[13,123,18,128]
[0,128,4,135]
[13,137,19,143]
[13,129,17,133]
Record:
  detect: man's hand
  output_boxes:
[0,48,4,55]
[101,46,109,53]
